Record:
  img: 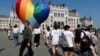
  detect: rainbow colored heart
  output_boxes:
[16,0,50,27]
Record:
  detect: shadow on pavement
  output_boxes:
[48,48,53,56]
[0,48,5,52]
[24,51,34,56]
[24,52,29,56]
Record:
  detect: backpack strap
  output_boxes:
[83,32,87,36]
[83,32,92,43]
[61,33,67,40]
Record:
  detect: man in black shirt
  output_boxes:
[74,25,82,52]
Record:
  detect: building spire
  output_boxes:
[11,4,16,19]
[84,16,86,19]
[12,4,14,10]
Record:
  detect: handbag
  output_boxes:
[58,33,68,48]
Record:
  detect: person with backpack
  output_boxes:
[89,25,98,55]
[61,25,75,56]
[80,27,97,56]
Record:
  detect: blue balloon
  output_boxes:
[28,17,40,27]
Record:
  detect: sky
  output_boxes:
[0,0,100,28]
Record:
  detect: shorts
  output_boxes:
[34,34,40,43]
[75,38,81,44]
[62,47,74,52]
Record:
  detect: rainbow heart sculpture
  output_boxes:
[16,0,50,27]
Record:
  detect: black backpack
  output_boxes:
[80,32,92,51]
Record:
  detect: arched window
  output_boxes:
[54,21,57,26]
[60,22,64,28]
[61,22,64,25]
[58,21,60,28]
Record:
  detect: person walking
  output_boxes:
[19,21,33,56]
[61,25,75,56]
[51,26,61,56]
[45,26,51,47]
[74,25,82,54]
[7,24,13,41]
[33,26,41,49]
[41,27,46,41]
[12,24,19,47]
[80,26,97,56]
[88,25,98,56]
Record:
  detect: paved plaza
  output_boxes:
[0,31,100,56]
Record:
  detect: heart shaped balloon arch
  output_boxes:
[16,0,50,27]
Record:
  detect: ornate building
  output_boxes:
[80,16,93,27]
[0,8,21,29]
[41,2,80,30]
[0,2,93,30]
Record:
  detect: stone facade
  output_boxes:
[41,2,80,30]
[0,9,21,29]
[80,16,93,27]
[0,2,93,30]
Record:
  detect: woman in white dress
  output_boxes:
[51,26,61,56]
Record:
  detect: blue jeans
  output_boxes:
[13,33,18,45]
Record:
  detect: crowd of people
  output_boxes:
[7,20,99,56]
